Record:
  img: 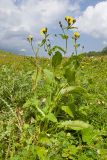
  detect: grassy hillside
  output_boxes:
[0,50,26,67]
[0,51,107,159]
[0,50,15,55]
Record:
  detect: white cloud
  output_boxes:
[0,0,81,54]
[103,41,107,45]
[0,0,80,32]
[77,1,107,39]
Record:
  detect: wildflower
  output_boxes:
[65,16,76,25]
[40,27,47,35]
[27,35,33,43]
[74,32,80,39]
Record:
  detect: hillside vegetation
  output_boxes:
[0,50,107,159]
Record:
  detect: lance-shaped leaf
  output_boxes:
[60,86,86,95]
[60,34,68,40]
[61,106,74,118]
[46,113,57,123]
[74,44,80,49]
[58,120,91,130]
[40,39,46,47]
[63,26,78,30]
[60,86,76,95]
[67,26,78,30]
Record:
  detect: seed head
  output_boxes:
[27,35,33,43]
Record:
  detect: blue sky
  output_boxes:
[0,0,107,56]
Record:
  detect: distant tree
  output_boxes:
[86,51,97,57]
[102,46,107,53]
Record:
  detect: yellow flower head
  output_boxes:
[40,27,48,35]
[65,16,76,25]
[74,32,80,39]
[27,35,33,43]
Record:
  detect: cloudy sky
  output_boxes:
[0,0,107,56]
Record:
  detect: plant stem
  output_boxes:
[66,38,68,54]
[75,39,77,56]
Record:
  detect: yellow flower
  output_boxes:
[74,32,80,39]
[27,35,33,43]
[65,16,76,25]
[40,27,47,35]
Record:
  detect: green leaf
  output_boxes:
[82,127,94,145]
[63,55,81,69]
[23,124,29,130]
[55,46,66,53]
[52,51,62,67]
[100,149,107,158]
[23,96,39,108]
[43,69,54,83]
[48,46,66,55]
[64,26,78,30]
[60,86,76,95]
[69,86,86,94]
[32,70,41,90]
[64,68,76,85]
[36,146,48,160]
[67,26,78,30]
[39,137,52,146]
[46,113,57,123]
[74,44,80,49]
[61,106,74,118]
[60,86,86,96]
[60,34,68,40]
[40,39,46,47]
[59,120,91,130]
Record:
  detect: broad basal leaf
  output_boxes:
[60,86,76,95]
[59,120,90,130]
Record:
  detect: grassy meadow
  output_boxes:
[0,50,107,160]
[0,15,107,160]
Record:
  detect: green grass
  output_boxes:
[0,50,107,160]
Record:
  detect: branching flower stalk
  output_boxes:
[40,27,51,53]
[27,35,39,62]
[59,21,68,54]
[58,16,78,55]
[65,16,77,54]
[27,35,41,91]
